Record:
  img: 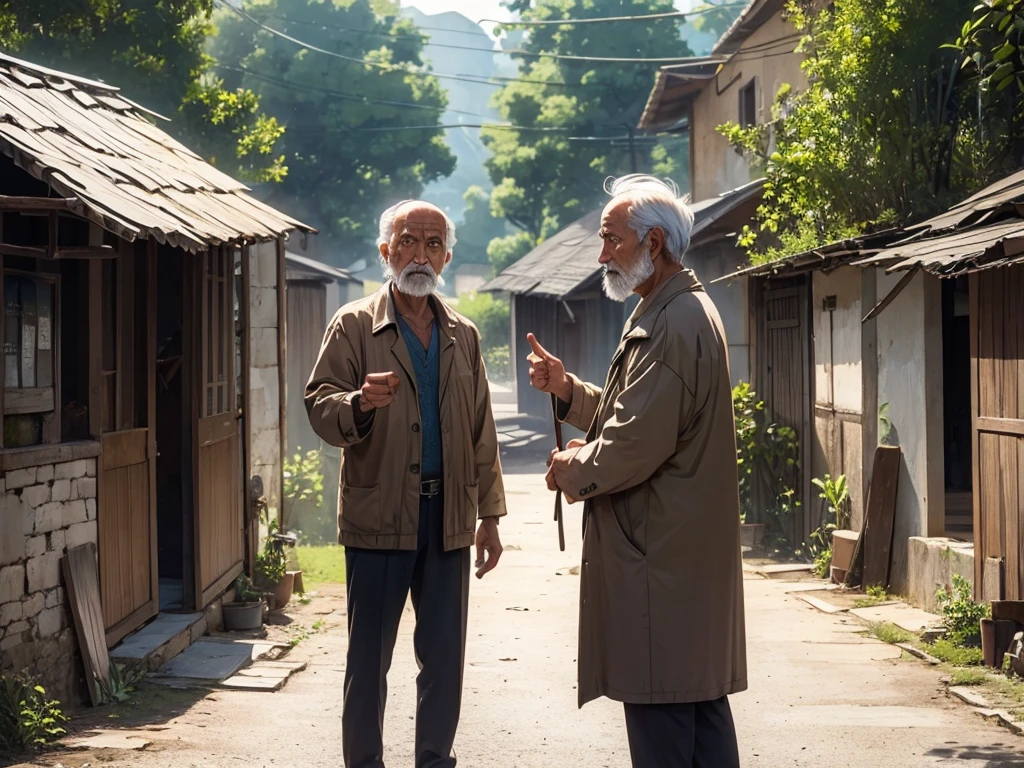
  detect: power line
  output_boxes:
[214,0,596,89]
[480,10,693,26]
[215,64,493,118]
[249,5,748,65]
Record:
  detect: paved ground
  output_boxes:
[20,458,1024,767]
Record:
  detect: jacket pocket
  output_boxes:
[609,484,648,557]
[340,484,381,535]
[460,484,479,533]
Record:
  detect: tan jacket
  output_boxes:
[305,285,506,551]
[558,269,747,707]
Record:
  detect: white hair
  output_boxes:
[604,174,695,262]
[377,199,457,252]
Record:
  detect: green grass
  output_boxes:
[295,545,347,586]
[869,622,912,645]
[853,586,891,609]
[928,639,984,667]
[950,668,989,686]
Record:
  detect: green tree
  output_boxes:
[483,0,690,245]
[0,0,287,183]
[691,0,742,40]
[455,186,511,269]
[211,0,456,253]
[953,0,1024,163]
[718,0,1011,264]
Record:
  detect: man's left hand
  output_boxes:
[475,517,503,579]
[546,439,586,504]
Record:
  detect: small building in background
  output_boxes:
[284,251,362,460]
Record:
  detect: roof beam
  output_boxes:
[0,195,78,212]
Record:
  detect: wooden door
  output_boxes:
[97,239,158,646]
[193,246,243,609]
[971,267,1024,601]
[753,276,813,540]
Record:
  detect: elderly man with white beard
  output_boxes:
[527,175,747,768]
[306,200,506,768]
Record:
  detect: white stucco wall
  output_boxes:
[813,268,863,413]
[249,241,282,512]
[875,268,945,592]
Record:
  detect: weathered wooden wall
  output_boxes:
[971,266,1024,601]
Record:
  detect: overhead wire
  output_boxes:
[214,64,493,118]
[214,0,758,88]
[248,4,749,64]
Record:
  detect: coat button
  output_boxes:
[412,423,421,432]
[410,463,420,474]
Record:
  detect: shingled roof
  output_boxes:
[0,52,312,252]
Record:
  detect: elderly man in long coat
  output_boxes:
[528,174,746,767]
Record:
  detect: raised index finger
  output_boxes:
[526,333,552,361]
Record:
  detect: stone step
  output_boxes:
[110,611,205,671]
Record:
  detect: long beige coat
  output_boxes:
[305,285,506,552]
[557,269,747,707]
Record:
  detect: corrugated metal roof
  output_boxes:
[853,218,1024,275]
[637,67,718,131]
[285,251,361,284]
[712,0,789,56]
[903,169,1024,236]
[483,180,765,298]
[712,229,903,283]
[0,52,313,251]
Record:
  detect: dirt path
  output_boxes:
[16,472,1024,768]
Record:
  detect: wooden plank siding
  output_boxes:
[753,276,814,540]
[286,281,326,456]
[512,293,626,424]
[971,266,1024,600]
[96,239,158,646]
[193,246,244,608]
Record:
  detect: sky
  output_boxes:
[402,0,705,36]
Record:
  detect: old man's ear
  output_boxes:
[379,241,391,261]
[647,226,667,261]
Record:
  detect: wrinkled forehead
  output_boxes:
[394,203,447,239]
[600,198,633,234]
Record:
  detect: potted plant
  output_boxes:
[223,575,265,631]
[256,510,297,610]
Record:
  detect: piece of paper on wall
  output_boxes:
[38,316,51,351]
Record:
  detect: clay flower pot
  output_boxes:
[272,571,296,611]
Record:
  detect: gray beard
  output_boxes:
[602,246,654,302]
[391,263,444,297]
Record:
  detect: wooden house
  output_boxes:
[284,251,361,459]
[715,171,1024,606]
[0,52,311,701]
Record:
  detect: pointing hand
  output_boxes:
[526,333,572,403]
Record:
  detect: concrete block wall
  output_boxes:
[907,537,974,614]
[0,458,98,703]
[250,241,282,512]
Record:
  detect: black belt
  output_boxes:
[420,479,442,498]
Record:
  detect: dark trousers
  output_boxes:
[623,697,740,768]
[342,494,471,768]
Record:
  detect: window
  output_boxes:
[739,78,758,129]
[3,272,56,446]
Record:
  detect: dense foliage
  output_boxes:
[212,0,455,249]
[719,0,1015,264]
[482,0,691,257]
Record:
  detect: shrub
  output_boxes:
[0,673,67,752]
[936,574,990,647]
[732,382,801,543]
[283,448,329,545]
